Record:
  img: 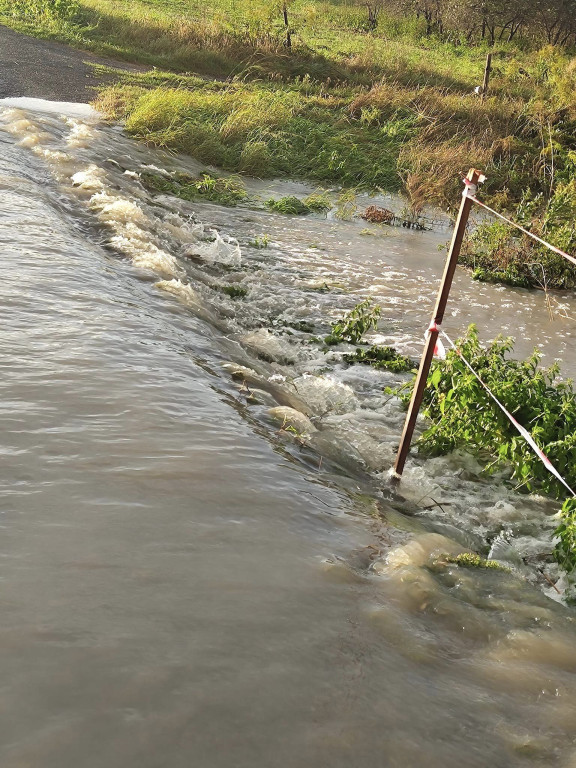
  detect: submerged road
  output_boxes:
[0,24,141,102]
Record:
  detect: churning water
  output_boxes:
[1,98,576,767]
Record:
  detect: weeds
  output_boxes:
[462,185,576,290]
[10,0,576,230]
[219,285,248,299]
[3,0,79,23]
[325,300,381,345]
[249,234,270,248]
[443,553,509,571]
[141,171,248,207]
[265,193,332,215]
[303,193,332,213]
[265,196,311,215]
[335,189,357,220]
[86,16,576,219]
[97,78,402,191]
[343,345,415,373]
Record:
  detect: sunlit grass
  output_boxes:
[4,0,576,222]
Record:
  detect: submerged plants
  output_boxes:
[265,194,332,215]
[303,193,332,213]
[343,345,414,373]
[265,196,311,215]
[325,299,381,345]
[219,284,248,299]
[443,553,509,571]
[249,234,270,248]
[141,171,248,207]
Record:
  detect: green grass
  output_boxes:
[97,75,403,190]
[265,194,332,215]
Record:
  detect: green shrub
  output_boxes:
[403,326,576,498]
[463,184,576,291]
[471,267,532,289]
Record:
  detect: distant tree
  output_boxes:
[352,0,387,31]
[393,0,576,45]
[533,0,576,44]
[411,0,444,36]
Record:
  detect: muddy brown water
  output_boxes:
[1,99,576,767]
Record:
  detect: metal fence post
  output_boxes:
[393,168,483,478]
[481,53,492,102]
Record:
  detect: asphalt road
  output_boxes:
[0,24,141,103]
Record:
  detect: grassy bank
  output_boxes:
[3,0,576,287]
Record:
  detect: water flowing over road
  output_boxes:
[1,96,576,767]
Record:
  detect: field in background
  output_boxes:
[2,0,576,286]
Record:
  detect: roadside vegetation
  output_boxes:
[461,182,576,290]
[403,325,576,500]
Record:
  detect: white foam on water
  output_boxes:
[241,328,300,364]
[65,118,95,147]
[71,165,107,191]
[161,211,206,244]
[90,191,149,226]
[185,230,242,268]
[156,278,202,307]
[289,374,359,415]
[18,130,52,148]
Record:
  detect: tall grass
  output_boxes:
[95,76,403,188]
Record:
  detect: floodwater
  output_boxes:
[1,98,576,767]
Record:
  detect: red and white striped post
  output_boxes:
[393,168,484,478]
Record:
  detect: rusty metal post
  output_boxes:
[481,53,492,102]
[393,168,483,478]
[283,3,292,48]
